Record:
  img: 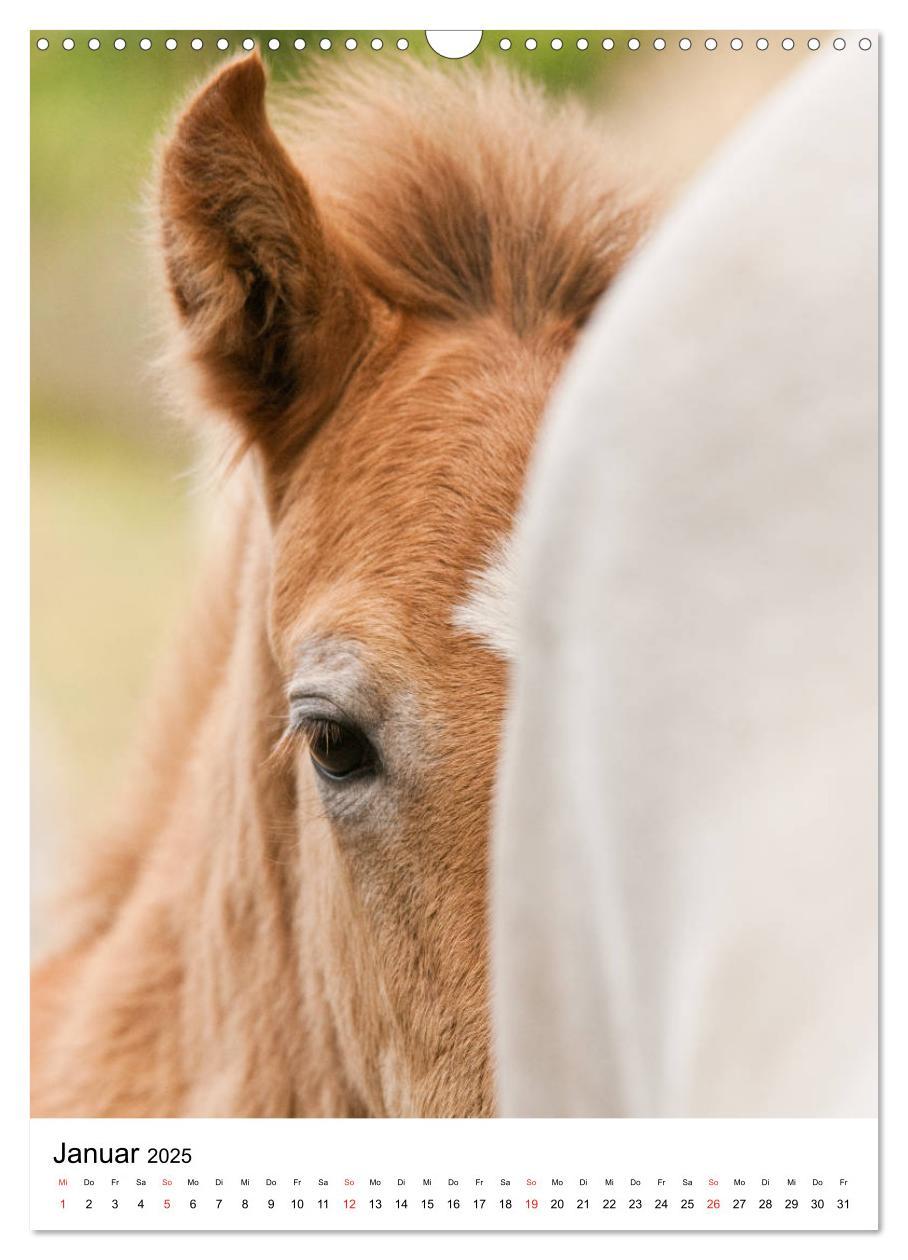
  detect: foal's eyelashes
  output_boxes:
[298,716,377,783]
[283,692,380,785]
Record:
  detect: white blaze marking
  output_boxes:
[451,534,520,661]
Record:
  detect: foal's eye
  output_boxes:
[302,718,376,782]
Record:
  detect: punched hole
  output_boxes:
[425,31,482,58]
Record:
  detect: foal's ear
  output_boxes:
[160,55,370,473]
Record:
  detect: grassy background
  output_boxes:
[31,30,800,838]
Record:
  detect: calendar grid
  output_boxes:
[31,1118,877,1231]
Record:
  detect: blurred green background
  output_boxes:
[31,30,800,841]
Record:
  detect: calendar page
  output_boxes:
[29,25,878,1236]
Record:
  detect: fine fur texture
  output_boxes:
[31,54,646,1117]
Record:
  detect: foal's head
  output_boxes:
[160,55,642,1115]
